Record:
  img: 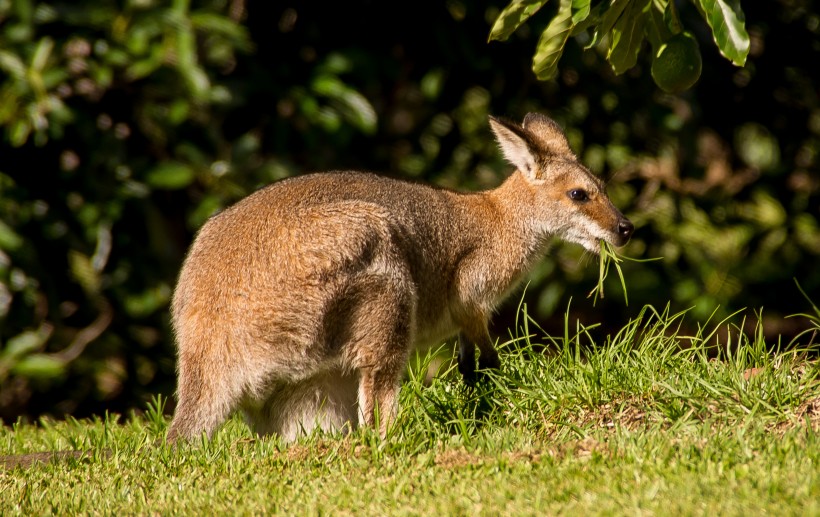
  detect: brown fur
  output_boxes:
[166,113,633,443]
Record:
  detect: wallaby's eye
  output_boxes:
[568,189,589,202]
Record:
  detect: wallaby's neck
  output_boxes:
[486,171,551,246]
[451,171,554,303]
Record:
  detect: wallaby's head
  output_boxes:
[490,113,633,253]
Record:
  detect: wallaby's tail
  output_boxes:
[166,326,245,443]
[167,380,233,443]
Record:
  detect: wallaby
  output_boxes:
[166,113,633,443]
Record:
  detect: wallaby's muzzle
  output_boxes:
[616,218,634,246]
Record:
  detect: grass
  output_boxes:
[2,303,819,515]
[588,240,662,305]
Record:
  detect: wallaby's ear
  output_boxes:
[521,113,574,158]
[489,116,539,180]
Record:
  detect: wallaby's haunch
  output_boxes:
[167,113,633,443]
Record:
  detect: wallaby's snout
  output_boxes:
[168,111,633,445]
[617,217,634,246]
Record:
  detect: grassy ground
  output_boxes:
[2,304,819,515]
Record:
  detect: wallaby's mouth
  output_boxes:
[569,217,634,253]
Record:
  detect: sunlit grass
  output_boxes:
[788,279,820,348]
[1,302,819,514]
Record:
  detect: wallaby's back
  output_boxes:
[173,171,494,352]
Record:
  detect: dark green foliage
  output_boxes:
[0,0,818,421]
[491,0,749,84]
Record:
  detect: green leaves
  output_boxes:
[12,353,65,379]
[488,0,599,80]
[531,0,598,80]
[490,0,750,88]
[607,0,651,75]
[3,328,51,361]
[0,34,68,146]
[589,0,630,49]
[145,162,196,190]
[696,0,750,65]
[533,0,574,80]
[0,1,252,148]
[311,74,377,135]
[0,324,59,382]
[0,219,23,251]
[489,0,550,42]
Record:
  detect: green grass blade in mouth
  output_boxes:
[588,240,662,306]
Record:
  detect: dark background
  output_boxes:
[0,0,818,422]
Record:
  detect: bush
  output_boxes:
[0,0,818,420]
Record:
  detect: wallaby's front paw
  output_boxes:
[458,344,477,385]
[459,348,500,386]
[478,349,500,372]
[458,361,477,385]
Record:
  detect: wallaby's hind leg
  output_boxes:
[350,278,415,437]
[357,365,404,436]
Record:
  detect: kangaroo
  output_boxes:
[166,113,633,443]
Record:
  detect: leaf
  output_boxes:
[0,50,26,79]
[311,75,377,134]
[9,119,31,147]
[587,0,631,49]
[571,2,604,36]
[645,0,674,52]
[12,354,65,379]
[0,219,23,251]
[489,0,550,42]
[571,0,591,24]
[68,250,101,296]
[126,54,163,80]
[607,0,650,75]
[3,328,50,360]
[31,37,54,72]
[421,68,445,99]
[696,0,749,66]
[663,0,682,34]
[145,162,195,189]
[315,53,355,76]
[124,284,172,318]
[334,90,378,135]
[176,23,210,100]
[190,12,252,49]
[532,0,573,80]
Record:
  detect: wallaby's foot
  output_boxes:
[459,364,478,386]
[458,345,500,386]
[458,341,477,385]
[478,348,500,372]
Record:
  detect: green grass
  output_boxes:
[2,304,819,515]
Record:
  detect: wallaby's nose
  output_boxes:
[618,219,634,243]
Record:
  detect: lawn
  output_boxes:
[2,304,819,515]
